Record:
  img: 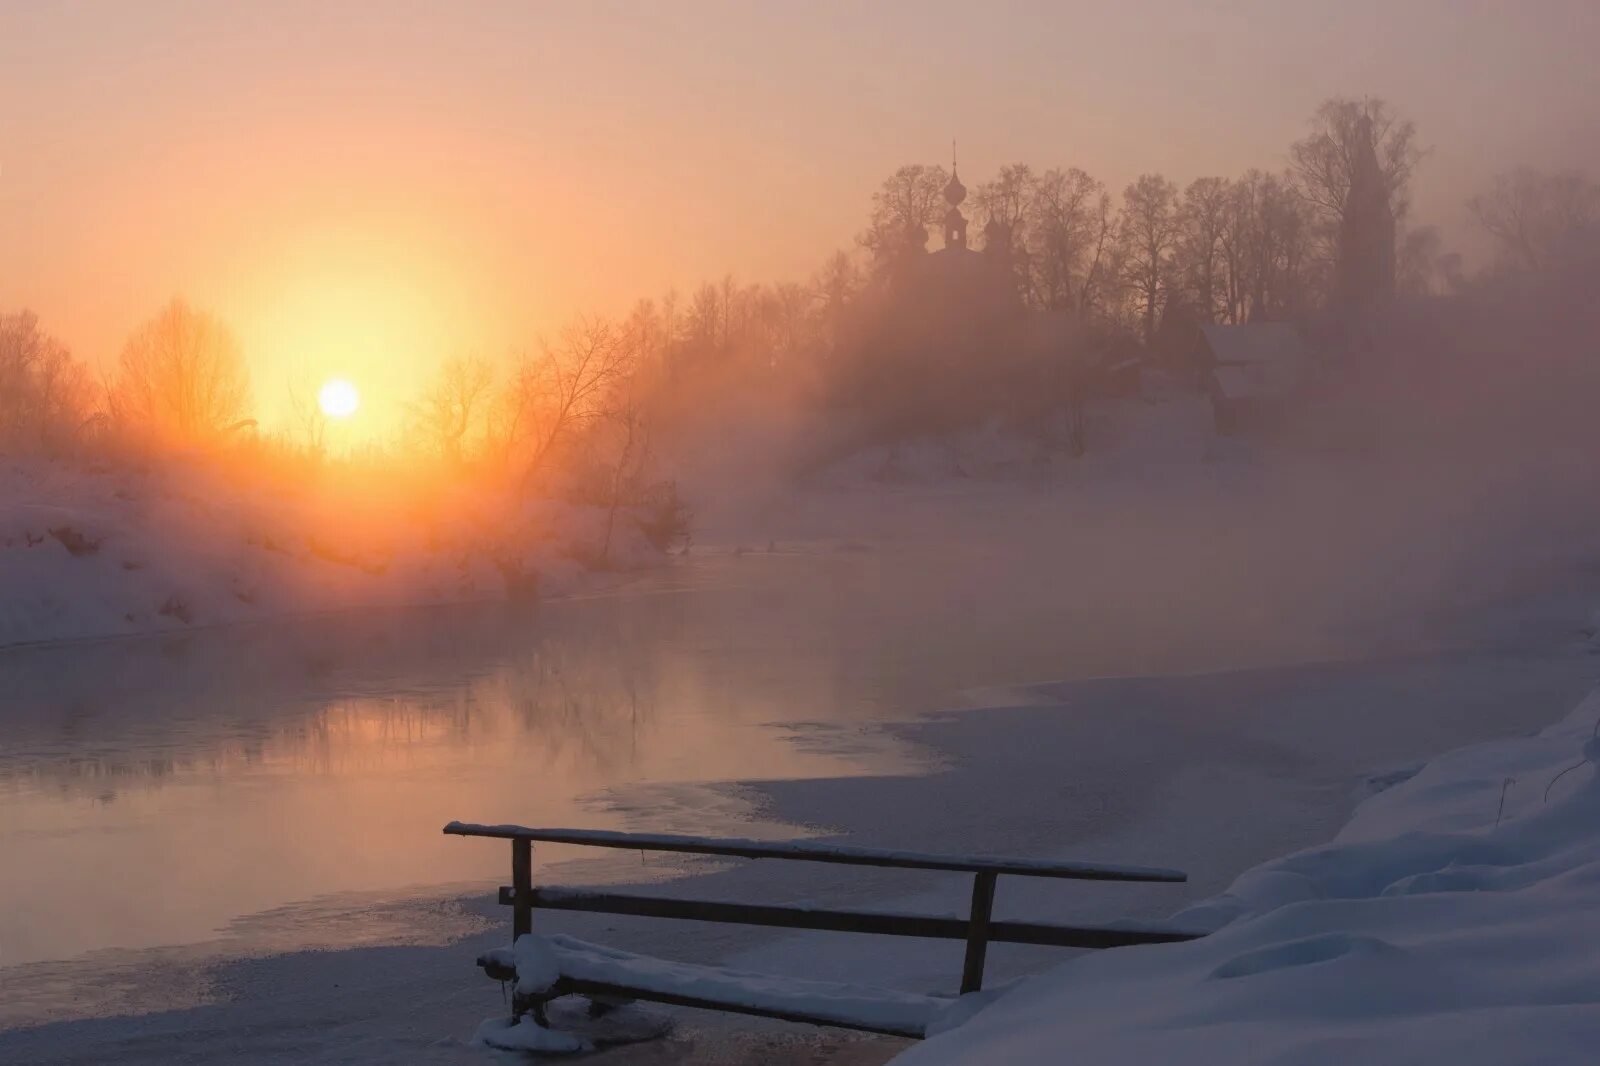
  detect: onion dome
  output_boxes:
[943,168,967,208]
[983,215,1008,247]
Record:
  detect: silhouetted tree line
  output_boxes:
[858,99,1438,336]
[6,97,1600,472]
[2,298,252,456]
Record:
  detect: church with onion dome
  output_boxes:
[832,149,1051,443]
[829,146,1095,449]
[907,153,1022,316]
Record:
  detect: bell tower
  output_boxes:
[942,142,968,251]
[1336,114,1396,309]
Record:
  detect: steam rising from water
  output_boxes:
[682,277,1600,672]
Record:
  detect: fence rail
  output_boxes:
[448,822,1198,1000]
[443,822,1188,883]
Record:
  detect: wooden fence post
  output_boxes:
[960,871,997,994]
[512,837,533,940]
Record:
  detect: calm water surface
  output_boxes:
[4,537,1553,971]
[0,553,964,966]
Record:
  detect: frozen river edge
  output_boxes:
[3,624,1598,1064]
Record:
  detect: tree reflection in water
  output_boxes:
[0,558,924,965]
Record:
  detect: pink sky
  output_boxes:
[3,1,1596,433]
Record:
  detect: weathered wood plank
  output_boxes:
[960,871,998,994]
[444,823,1186,883]
[506,887,1203,949]
[511,838,533,940]
[548,977,933,1039]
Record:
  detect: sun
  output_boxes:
[318,378,361,419]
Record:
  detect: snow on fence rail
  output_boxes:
[440,822,1189,882]
[445,821,1199,1043]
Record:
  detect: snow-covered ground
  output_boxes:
[0,458,660,647]
[901,682,1600,1065]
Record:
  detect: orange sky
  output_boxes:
[3,1,1597,437]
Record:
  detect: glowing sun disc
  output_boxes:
[318,378,360,419]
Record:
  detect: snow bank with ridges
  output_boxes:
[899,684,1600,1064]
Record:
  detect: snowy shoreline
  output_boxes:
[0,459,666,649]
[898,676,1600,1064]
[0,567,650,657]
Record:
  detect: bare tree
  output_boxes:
[1075,189,1119,320]
[624,297,668,363]
[1118,174,1180,341]
[1220,171,1314,322]
[1470,168,1600,274]
[1024,167,1118,318]
[0,311,95,453]
[1173,177,1232,322]
[814,249,862,309]
[1289,97,1423,259]
[963,162,1030,298]
[410,354,495,462]
[812,249,862,356]
[594,373,652,566]
[719,273,739,352]
[110,299,252,444]
[973,164,1034,241]
[686,283,723,349]
[763,280,816,371]
[494,316,631,492]
[859,164,950,269]
[284,372,328,454]
[1395,225,1459,296]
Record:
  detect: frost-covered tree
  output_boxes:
[492,317,629,489]
[1118,174,1180,341]
[0,310,95,454]
[859,164,950,273]
[1220,172,1314,322]
[1290,97,1422,233]
[973,163,1036,297]
[1470,168,1600,275]
[409,353,495,463]
[110,299,252,444]
[1173,177,1233,323]
[973,163,1034,250]
[1025,167,1114,315]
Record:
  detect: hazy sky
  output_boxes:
[3,1,1597,433]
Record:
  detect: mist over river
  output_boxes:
[7,483,1599,968]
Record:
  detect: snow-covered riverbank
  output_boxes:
[0,459,661,648]
[901,678,1600,1065]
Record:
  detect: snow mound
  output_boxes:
[473,1015,592,1054]
[488,932,952,1037]
[473,998,673,1056]
[514,933,562,996]
[897,687,1600,1065]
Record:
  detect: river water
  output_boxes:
[0,552,945,967]
[3,533,1598,998]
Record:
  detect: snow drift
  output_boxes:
[898,684,1600,1065]
[482,933,948,1040]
